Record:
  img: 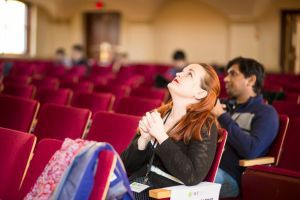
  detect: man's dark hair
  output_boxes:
[172,50,186,61]
[56,48,65,55]
[226,56,265,94]
[72,44,84,52]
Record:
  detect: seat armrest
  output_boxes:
[149,188,171,199]
[239,156,274,167]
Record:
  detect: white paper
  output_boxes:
[166,182,221,200]
[130,182,150,193]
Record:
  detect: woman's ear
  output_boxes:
[195,89,208,100]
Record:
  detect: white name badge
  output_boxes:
[130,182,150,193]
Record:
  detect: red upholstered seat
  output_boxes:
[241,117,300,199]
[273,101,300,119]
[242,166,300,200]
[31,77,59,90]
[9,65,35,76]
[277,117,300,171]
[0,127,36,199]
[33,103,91,141]
[94,84,130,110]
[88,150,116,200]
[18,139,63,199]
[46,66,66,77]
[68,66,86,77]
[71,92,115,117]
[0,94,39,132]
[34,88,72,106]
[115,96,162,116]
[86,111,140,154]
[206,128,228,182]
[283,92,300,104]
[2,83,36,99]
[3,75,31,85]
[130,87,168,102]
[60,81,94,93]
[266,114,290,166]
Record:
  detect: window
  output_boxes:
[0,0,29,54]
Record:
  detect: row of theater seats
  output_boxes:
[1,62,172,87]
[0,123,229,200]
[2,97,298,199]
[0,86,165,117]
[2,61,300,199]
[0,74,168,100]
[0,94,162,151]
[0,128,120,200]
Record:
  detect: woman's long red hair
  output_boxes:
[157,63,220,143]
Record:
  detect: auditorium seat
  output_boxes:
[71,92,115,117]
[0,127,36,199]
[0,94,39,132]
[18,139,63,199]
[115,96,162,116]
[33,103,91,141]
[130,87,168,102]
[241,117,300,199]
[34,88,73,107]
[2,83,36,99]
[86,111,140,154]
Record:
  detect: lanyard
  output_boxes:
[143,111,171,184]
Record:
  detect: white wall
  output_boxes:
[125,22,155,61]
[35,6,73,58]
[28,0,300,72]
[154,0,229,64]
[229,23,259,60]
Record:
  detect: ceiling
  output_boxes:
[24,0,276,20]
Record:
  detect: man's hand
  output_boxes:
[212,99,226,117]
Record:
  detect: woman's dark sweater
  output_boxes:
[121,125,218,188]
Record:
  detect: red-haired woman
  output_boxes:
[121,63,220,199]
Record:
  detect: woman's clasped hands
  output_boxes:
[138,110,169,149]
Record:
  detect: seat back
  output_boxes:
[46,66,66,77]
[31,77,59,90]
[2,83,36,99]
[0,94,39,132]
[18,139,63,199]
[94,84,130,110]
[71,92,115,117]
[61,81,94,93]
[273,101,300,119]
[278,117,300,171]
[3,75,31,85]
[68,66,86,77]
[0,127,36,199]
[115,96,162,116]
[205,128,228,182]
[34,88,72,106]
[89,150,116,200]
[34,104,91,141]
[267,114,289,166]
[130,87,168,101]
[86,111,140,154]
